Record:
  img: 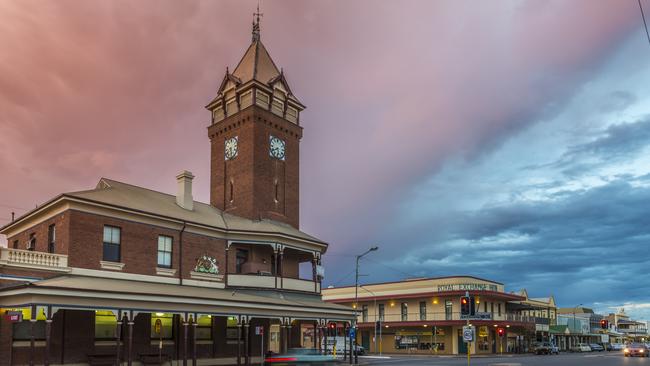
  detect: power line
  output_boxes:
[640,0,650,47]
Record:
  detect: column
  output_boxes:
[278,251,284,289]
[237,323,242,366]
[280,324,287,354]
[44,317,52,366]
[29,319,35,366]
[183,321,189,366]
[116,318,123,366]
[287,322,292,351]
[192,318,197,366]
[244,323,250,366]
[127,320,134,366]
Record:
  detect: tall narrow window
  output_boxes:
[27,233,36,251]
[12,240,18,249]
[445,300,452,320]
[103,226,121,262]
[378,304,385,322]
[484,302,487,313]
[229,180,234,203]
[419,301,427,321]
[274,180,279,203]
[361,305,368,323]
[47,224,56,253]
[157,235,172,268]
[498,303,502,316]
[235,249,248,274]
[401,303,408,321]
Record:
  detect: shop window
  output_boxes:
[226,316,241,343]
[47,224,56,253]
[196,315,213,340]
[401,303,408,321]
[103,226,121,262]
[361,305,368,323]
[10,308,47,341]
[95,311,117,340]
[394,335,418,350]
[235,249,248,274]
[157,235,172,268]
[151,313,174,340]
[419,301,426,321]
[378,304,385,322]
[445,300,452,320]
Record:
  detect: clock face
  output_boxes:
[269,135,286,161]
[225,136,238,160]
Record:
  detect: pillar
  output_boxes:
[44,318,52,366]
[237,323,242,366]
[192,319,197,366]
[29,319,35,366]
[244,322,250,366]
[116,318,123,366]
[127,320,134,366]
[183,321,189,366]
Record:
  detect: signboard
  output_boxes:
[437,283,498,292]
[255,326,264,335]
[478,326,488,338]
[4,311,22,323]
[462,326,475,342]
[460,312,492,320]
[601,334,609,343]
[349,327,356,339]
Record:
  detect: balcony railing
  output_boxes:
[226,274,320,294]
[0,247,69,271]
[358,311,535,324]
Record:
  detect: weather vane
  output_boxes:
[252,2,263,42]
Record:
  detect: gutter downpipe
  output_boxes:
[179,221,187,286]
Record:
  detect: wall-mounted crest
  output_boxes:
[194,254,219,274]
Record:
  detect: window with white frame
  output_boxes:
[157,235,172,268]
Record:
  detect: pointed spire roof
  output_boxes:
[231,40,281,85]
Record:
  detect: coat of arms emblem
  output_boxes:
[194,254,219,274]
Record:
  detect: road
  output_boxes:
[357,352,649,365]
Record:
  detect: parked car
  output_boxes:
[265,348,338,364]
[531,342,558,355]
[611,343,625,351]
[570,343,592,352]
[624,343,649,357]
[321,337,365,355]
[589,343,604,352]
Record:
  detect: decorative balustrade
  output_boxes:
[226,274,319,293]
[357,311,536,324]
[0,247,69,270]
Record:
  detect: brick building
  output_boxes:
[0,18,353,366]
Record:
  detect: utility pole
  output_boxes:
[354,246,378,364]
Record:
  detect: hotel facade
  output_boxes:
[322,276,548,355]
[0,20,354,366]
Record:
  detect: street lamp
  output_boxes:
[573,304,583,347]
[359,286,380,356]
[353,246,378,364]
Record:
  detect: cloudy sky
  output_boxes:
[1,1,650,319]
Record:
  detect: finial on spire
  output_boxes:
[252,2,263,42]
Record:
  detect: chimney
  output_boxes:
[176,171,195,210]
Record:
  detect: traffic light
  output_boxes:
[600,319,609,329]
[461,296,470,316]
[469,296,476,316]
[497,328,505,337]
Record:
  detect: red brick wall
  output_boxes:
[66,210,227,278]
[0,316,12,366]
[6,211,69,254]
[208,105,302,229]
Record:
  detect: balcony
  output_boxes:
[226,274,320,293]
[0,247,70,272]
[359,311,535,324]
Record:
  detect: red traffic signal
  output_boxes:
[328,322,336,329]
[600,319,609,329]
[460,296,471,315]
[497,328,505,337]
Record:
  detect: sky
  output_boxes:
[1,1,650,320]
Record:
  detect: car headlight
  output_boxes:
[624,349,629,353]
[641,350,645,353]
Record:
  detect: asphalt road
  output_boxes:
[357,352,650,365]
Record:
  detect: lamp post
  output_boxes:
[359,286,378,355]
[353,246,378,364]
[573,304,583,347]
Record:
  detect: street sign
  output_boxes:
[255,326,264,335]
[4,311,22,322]
[462,326,475,342]
[460,312,491,320]
[349,327,356,339]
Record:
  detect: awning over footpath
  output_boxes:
[0,275,354,321]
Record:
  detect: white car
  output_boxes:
[570,343,592,352]
[611,343,625,351]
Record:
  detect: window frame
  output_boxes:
[361,305,368,323]
[102,225,121,262]
[419,301,427,321]
[378,304,385,322]
[47,224,56,253]
[157,235,173,268]
[401,302,408,322]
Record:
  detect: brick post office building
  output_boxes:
[0,19,353,366]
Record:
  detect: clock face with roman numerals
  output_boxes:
[269,135,286,161]
[225,136,238,160]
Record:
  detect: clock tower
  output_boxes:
[206,17,304,229]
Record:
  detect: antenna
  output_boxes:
[252,1,263,42]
